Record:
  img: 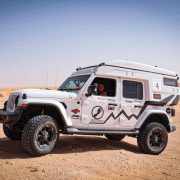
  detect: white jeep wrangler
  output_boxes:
[0,60,179,156]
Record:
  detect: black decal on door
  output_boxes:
[92,106,104,120]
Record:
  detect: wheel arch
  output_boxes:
[19,102,71,130]
[138,113,171,132]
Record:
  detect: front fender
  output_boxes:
[20,99,72,127]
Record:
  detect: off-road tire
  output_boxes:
[22,115,59,156]
[105,134,125,141]
[137,122,168,155]
[3,124,22,140]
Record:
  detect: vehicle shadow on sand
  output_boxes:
[0,135,140,159]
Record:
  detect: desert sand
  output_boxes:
[0,88,180,180]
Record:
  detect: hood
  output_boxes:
[14,89,78,100]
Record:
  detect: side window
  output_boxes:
[123,80,143,100]
[163,77,178,87]
[90,77,116,97]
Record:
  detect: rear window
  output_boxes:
[163,78,178,87]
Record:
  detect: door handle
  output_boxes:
[134,105,143,108]
[108,103,118,106]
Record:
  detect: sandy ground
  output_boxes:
[0,89,180,180]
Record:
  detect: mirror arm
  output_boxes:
[85,93,91,97]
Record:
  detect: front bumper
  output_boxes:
[0,109,22,125]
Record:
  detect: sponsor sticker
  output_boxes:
[108,106,115,110]
[91,106,104,120]
[72,114,80,119]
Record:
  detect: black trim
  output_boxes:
[61,102,67,109]
[27,103,68,127]
[147,95,174,106]
[66,127,139,135]
[170,95,180,106]
[0,109,22,125]
[90,95,174,125]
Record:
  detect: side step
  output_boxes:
[66,127,139,135]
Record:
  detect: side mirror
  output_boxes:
[86,85,96,97]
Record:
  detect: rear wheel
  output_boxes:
[137,122,168,155]
[3,125,22,140]
[105,134,125,141]
[22,115,59,156]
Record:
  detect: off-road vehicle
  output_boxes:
[0,60,179,156]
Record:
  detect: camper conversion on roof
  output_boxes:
[0,60,179,156]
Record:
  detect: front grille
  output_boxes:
[6,94,19,112]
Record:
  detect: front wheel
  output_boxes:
[22,115,59,156]
[137,122,168,155]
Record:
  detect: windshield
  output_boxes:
[59,75,90,91]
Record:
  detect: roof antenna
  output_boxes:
[45,72,48,89]
[55,69,58,87]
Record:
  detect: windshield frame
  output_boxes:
[58,74,91,91]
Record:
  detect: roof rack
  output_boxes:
[76,62,105,71]
[76,62,177,78]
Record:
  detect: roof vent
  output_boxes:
[76,67,81,71]
[99,62,105,66]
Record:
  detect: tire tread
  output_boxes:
[137,122,168,155]
[22,115,58,156]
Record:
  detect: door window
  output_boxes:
[123,80,143,100]
[90,77,116,97]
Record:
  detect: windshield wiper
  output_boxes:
[59,88,80,91]
[58,88,70,91]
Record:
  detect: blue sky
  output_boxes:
[0,0,180,87]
